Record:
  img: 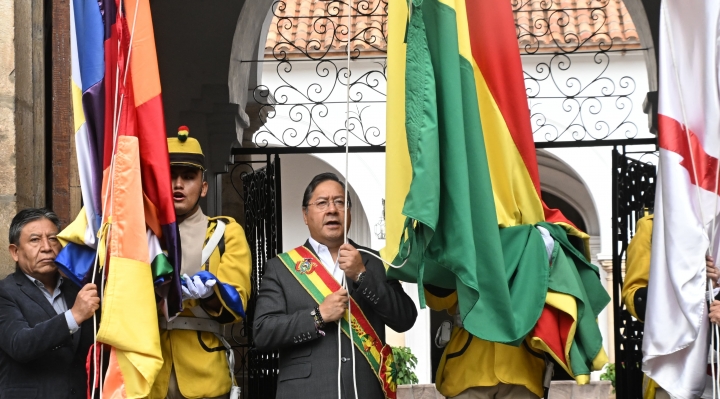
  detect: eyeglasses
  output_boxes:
[306,199,348,211]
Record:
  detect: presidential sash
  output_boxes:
[278,246,397,399]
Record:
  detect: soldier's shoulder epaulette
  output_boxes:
[208,215,236,225]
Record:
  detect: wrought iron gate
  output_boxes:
[611,146,657,399]
[229,155,282,399]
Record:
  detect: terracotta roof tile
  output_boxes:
[265,0,639,57]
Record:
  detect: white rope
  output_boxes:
[339,0,360,397]
[358,246,411,269]
[337,292,343,398]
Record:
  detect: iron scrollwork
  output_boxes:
[514,0,615,55]
[270,0,388,61]
[250,0,650,149]
[515,0,648,143]
[525,52,639,142]
[252,0,388,148]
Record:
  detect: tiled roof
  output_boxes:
[516,0,640,52]
[264,0,388,58]
[264,0,640,57]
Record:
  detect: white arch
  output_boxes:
[537,149,601,237]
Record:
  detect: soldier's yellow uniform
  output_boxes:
[151,216,251,398]
[150,128,251,399]
[425,290,545,398]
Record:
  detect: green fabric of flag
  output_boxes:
[539,222,611,376]
[388,0,548,345]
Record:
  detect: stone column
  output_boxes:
[0,0,16,277]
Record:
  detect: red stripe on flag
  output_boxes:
[659,114,719,194]
[136,94,174,226]
[464,0,541,194]
[543,202,579,230]
[532,305,573,366]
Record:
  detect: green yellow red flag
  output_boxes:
[384,0,548,346]
[383,0,609,384]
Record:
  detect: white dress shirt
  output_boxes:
[308,237,345,283]
[23,273,80,334]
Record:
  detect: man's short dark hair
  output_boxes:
[9,208,61,246]
[302,172,352,209]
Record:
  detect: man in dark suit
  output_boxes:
[254,173,418,399]
[0,208,100,399]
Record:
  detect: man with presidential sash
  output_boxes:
[254,172,417,399]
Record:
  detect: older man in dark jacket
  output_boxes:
[0,208,100,399]
[254,173,418,399]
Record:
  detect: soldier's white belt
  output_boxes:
[435,312,464,349]
[159,316,222,335]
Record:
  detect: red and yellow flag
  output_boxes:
[97,0,174,397]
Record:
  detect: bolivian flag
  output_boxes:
[383,0,609,384]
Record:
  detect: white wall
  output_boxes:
[523,52,653,144]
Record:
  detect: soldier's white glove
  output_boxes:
[181,273,217,300]
[536,226,555,262]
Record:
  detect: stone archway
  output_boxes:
[623,0,659,92]
[228,0,278,144]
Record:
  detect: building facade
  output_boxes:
[0,0,662,394]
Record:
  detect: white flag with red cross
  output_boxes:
[642,1,720,398]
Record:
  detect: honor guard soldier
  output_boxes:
[151,126,251,399]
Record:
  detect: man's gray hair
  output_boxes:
[9,208,61,245]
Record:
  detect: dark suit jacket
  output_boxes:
[254,241,418,399]
[0,269,94,399]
